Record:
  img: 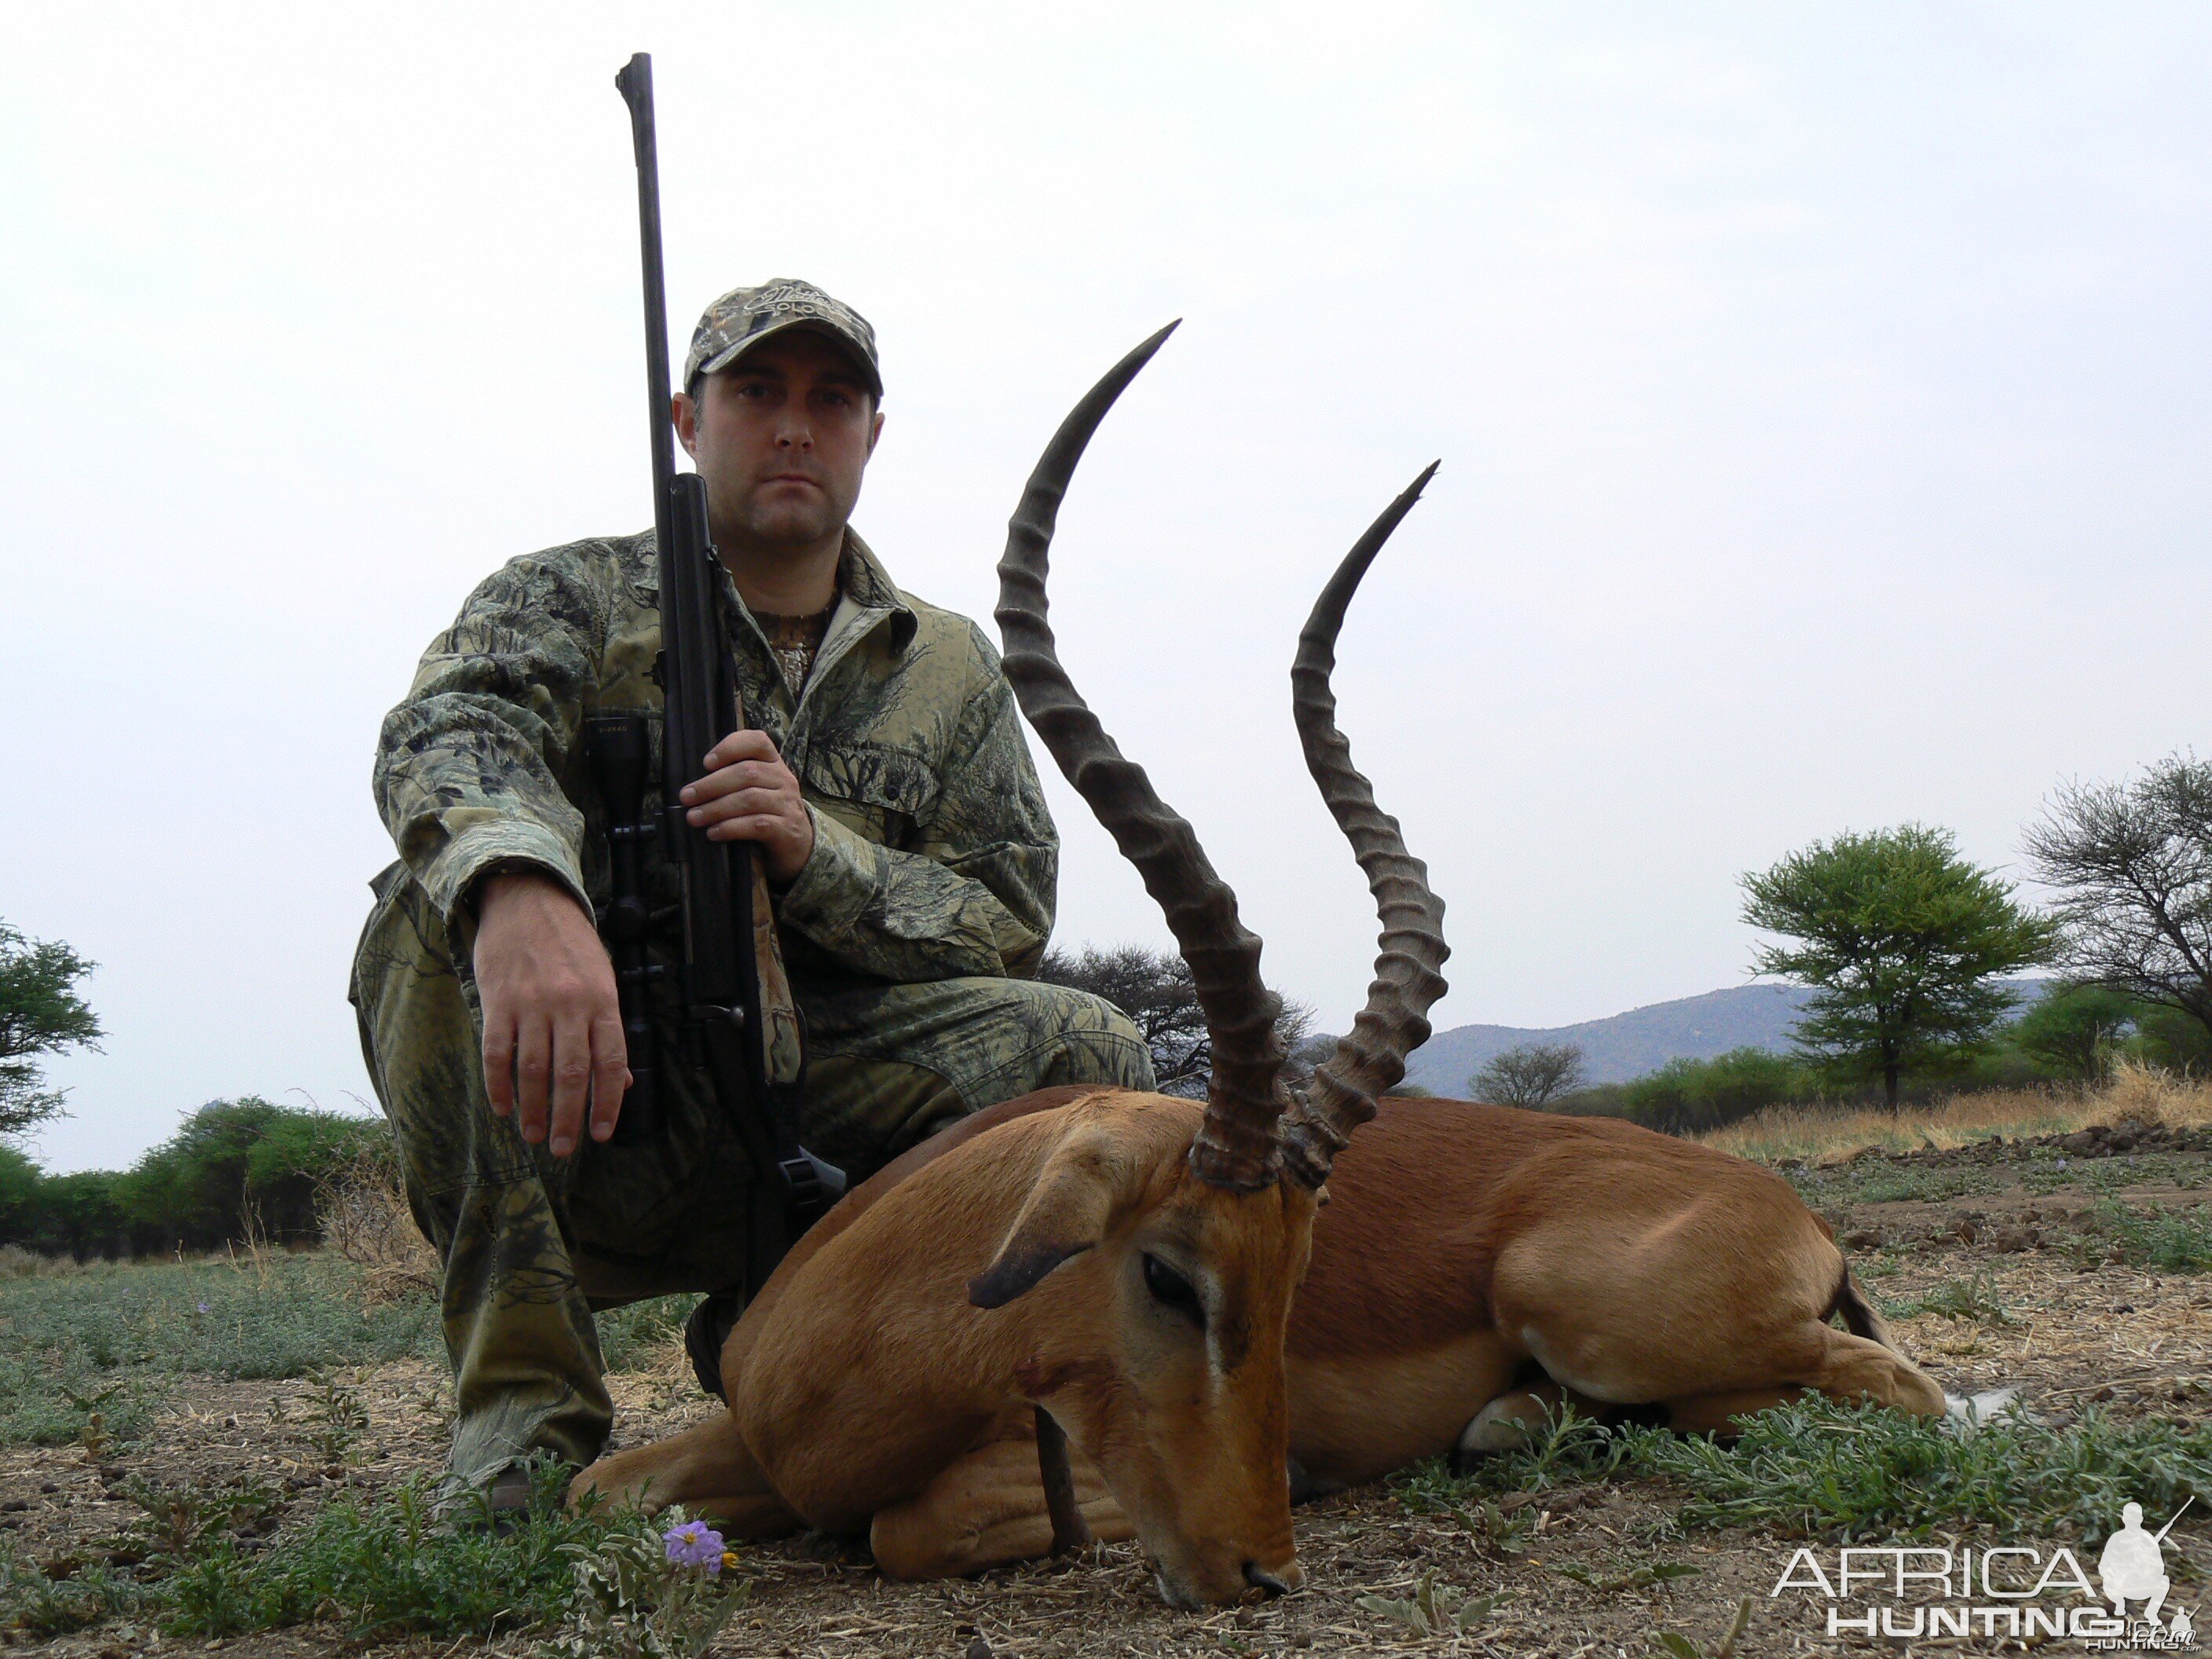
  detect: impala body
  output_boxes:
[573,328,1943,1606]
[575,1083,1942,1599]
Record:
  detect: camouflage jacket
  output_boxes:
[372,529,1057,983]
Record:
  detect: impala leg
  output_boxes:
[1664,1321,1946,1434]
[570,1414,802,1537]
[870,1408,1132,1580]
[1452,1380,1618,1468]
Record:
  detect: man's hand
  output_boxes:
[680,729,815,883]
[473,871,630,1157]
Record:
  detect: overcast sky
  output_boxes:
[5,4,2208,1172]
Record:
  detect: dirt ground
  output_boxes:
[9,1128,2212,1658]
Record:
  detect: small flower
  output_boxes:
[663,1518,726,1572]
[196,1302,211,1314]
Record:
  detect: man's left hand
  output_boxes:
[682,729,816,883]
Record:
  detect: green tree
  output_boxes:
[1468,1042,1588,1109]
[2024,755,2212,1045]
[1039,943,1316,1097]
[2011,984,2139,1081]
[0,920,102,1137]
[115,1097,389,1252]
[1741,825,2057,1110]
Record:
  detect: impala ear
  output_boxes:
[968,1124,1133,1309]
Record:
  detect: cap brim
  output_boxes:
[697,317,883,397]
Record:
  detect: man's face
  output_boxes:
[675,328,884,555]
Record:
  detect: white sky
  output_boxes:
[5,4,2208,1173]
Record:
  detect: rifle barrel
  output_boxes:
[614,54,679,532]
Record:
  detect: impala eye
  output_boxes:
[1142,1253,1203,1326]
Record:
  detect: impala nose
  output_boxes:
[1243,1561,1294,1598]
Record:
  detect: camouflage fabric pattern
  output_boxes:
[350,867,1149,1488]
[372,528,1057,983]
[683,277,882,397]
[357,528,1154,1487]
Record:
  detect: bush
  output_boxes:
[1622,1048,1811,1136]
[0,1099,394,1258]
[1544,1083,1632,1119]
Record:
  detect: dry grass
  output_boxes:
[1701,1061,2212,1166]
[313,1147,438,1305]
[0,1243,90,1279]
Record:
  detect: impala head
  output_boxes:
[984,324,1449,1606]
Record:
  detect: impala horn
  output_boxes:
[1279,465,1452,1188]
[996,324,1290,1192]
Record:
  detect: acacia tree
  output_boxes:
[1468,1042,1588,1109]
[2023,756,2212,1045]
[1039,944,1316,1097]
[1741,826,2056,1110]
[0,921,102,1137]
[2011,983,2140,1081]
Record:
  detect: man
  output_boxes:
[350,280,1154,1506]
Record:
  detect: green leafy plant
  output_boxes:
[1657,1596,1752,1659]
[544,1508,752,1659]
[301,1368,370,1466]
[1897,1269,2017,1327]
[0,1544,148,1638]
[162,1457,609,1639]
[112,1475,284,1562]
[1397,1394,2212,1544]
[1355,1569,1496,1637]
[61,1382,124,1462]
[2078,1200,2212,1272]
[1551,1559,1700,1592]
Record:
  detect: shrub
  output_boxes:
[1621,1048,1811,1136]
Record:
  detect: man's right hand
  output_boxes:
[472,870,631,1158]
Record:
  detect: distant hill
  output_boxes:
[1401,980,2051,1095]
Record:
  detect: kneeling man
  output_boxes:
[350,281,1152,1507]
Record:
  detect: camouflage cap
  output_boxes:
[683,279,882,398]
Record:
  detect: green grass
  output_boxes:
[0,1254,438,1448]
[596,1293,694,1372]
[1399,1395,2212,1544]
[2020,1152,2212,1197]
[165,1459,608,1639]
[2075,1199,2212,1271]
[0,1258,701,1452]
[0,1458,632,1641]
[1889,1269,2018,1326]
[1787,1163,2003,1207]
[0,1254,726,1644]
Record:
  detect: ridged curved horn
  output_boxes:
[997,325,1288,1192]
[1279,464,1452,1189]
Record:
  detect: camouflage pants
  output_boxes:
[346,863,1152,1489]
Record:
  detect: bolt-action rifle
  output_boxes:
[586,53,844,1280]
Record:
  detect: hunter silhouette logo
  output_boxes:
[1771,1496,2199,1646]
[2100,1500,2192,1633]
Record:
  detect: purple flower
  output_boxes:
[196,1302,211,1314]
[662,1519,725,1573]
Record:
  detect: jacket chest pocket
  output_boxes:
[798,744,943,848]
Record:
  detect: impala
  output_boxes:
[573,328,1945,1606]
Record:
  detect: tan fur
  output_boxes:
[573,1093,1943,1602]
